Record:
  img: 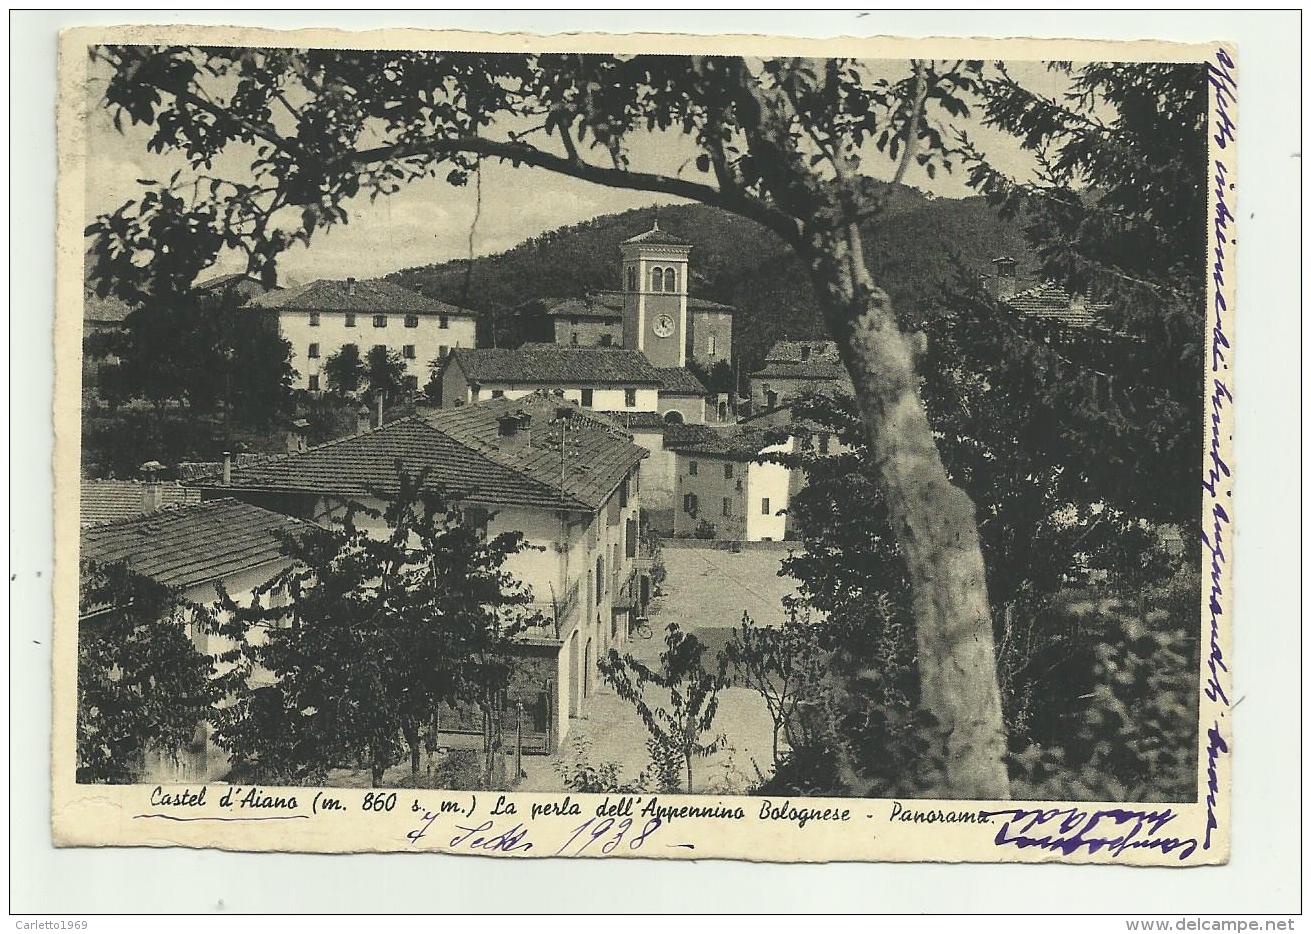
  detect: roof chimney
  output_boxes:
[496,411,533,454]
[221,451,232,487]
[286,418,309,454]
[356,403,372,436]
[346,276,357,296]
[139,460,165,511]
[374,393,384,430]
[991,256,1019,301]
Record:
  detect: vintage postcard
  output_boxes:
[52,24,1235,864]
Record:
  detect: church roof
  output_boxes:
[622,222,692,247]
[654,368,708,396]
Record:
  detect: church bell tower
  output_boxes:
[620,220,691,368]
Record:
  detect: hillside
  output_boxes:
[385,184,1036,381]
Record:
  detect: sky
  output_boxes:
[83,57,1067,286]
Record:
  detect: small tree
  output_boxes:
[214,469,541,786]
[722,605,826,768]
[77,562,218,783]
[363,345,409,404]
[598,622,727,793]
[322,343,364,395]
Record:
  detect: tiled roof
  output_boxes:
[750,359,849,381]
[450,347,662,385]
[762,340,841,363]
[532,296,623,320]
[1004,284,1109,330]
[80,498,308,591]
[176,453,279,483]
[663,424,773,461]
[590,291,735,313]
[622,224,692,247]
[655,368,707,395]
[211,394,646,513]
[80,480,201,528]
[252,279,477,317]
[602,411,673,431]
[425,395,648,510]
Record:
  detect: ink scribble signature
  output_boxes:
[982,806,1199,861]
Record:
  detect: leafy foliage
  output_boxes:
[84,287,294,425]
[958,62,1208,525]
[77,562,219,783]
[721,606,826,766]
[597,622,728,793]
[213,470,542,785]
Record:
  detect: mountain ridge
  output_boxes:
[384,183,1037,378]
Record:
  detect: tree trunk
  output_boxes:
[803,224,1010,800]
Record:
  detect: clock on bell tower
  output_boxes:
[619,220,691,368]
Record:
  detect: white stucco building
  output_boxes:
[251,277,478,392]
[205,392,650,750]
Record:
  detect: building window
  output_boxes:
[761,497,771,515]
[818,432,831,456]
[372,344,385,355]
[308,374,320,391]
[373,314,387,328]
[599,334,613,347]
[626,518,637,558]
[580,388,593,408]
[571,332,579,346]
[307,342,320,359]
[723,463,734,480]
[345,312,356,327]
[439,315,449,329]
[664,267,676,292]
[308,312,320,327]
[438,344,449,360]
[721,497,731,517]
[688,459,698,476]
[800,345,811,362]
[471,385,480,402]
[683,493,698,515]
[491,389,504,399]
[624,388,637,408]
[708,334,717,356]
[650,266,663,292]
[627,267,637,292]
[766,390,778,408]
[403,344,416,360]
[735,479,743,492]
[619,475,629,508]
[596,555,605,602]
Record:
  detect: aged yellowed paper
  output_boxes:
[54,24,1235,864]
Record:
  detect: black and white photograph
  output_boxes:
[51,24,1237,867]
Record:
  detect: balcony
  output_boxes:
[519,576,580,642]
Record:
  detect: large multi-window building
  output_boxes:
[250,277,478,392]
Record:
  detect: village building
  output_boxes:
[512,223,735,370]
[439,345,661,411]
[79,498,311,782]
[514,295,625,349]
[666,424,794,543]
[250,277,478,393]
[654,367,710,424]
[748,339,853,412]
[197,392,649,751]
